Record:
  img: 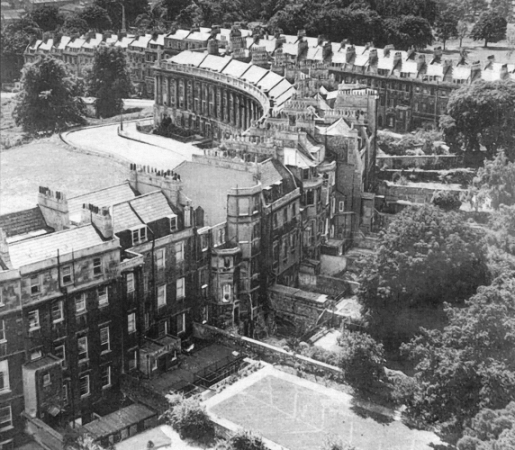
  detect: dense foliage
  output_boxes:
[470,10,508,47]
[0,18,42,56]
[94,0,149,29]
[13,56,85,134]
[87,46,132,118]
[79,5,113,32]
[468,152,515,210]
[402,274,515,441]
[163,394,214,442]
[457,402,515,449]
[441,80,515,163]
[338,329,386,393]
[320,436,358,450]
[358,204,489,345]
[28,5,64,32]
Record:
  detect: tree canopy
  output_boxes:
[457,402,515,450]
[441,80,515,162]
[485,205,515,278]
[28,5,65,32]
[93,0,149,29]
[13,56,85,134]
[60,15,90,37]
[434,12,458,50]
[470,10,508,47]
[0,18,42,56]
[358,204,489,344]
[402,274,515,441]
[87,46,133,118]
[79,5,113,32]
[383,15,433,50]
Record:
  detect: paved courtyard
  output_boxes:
[206,366,440,450]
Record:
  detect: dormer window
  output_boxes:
[131,226,147,246]
[168,215,178,232]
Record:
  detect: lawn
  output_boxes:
[428,23,515,65]
[0,138,129,214]
[207,367,441,450]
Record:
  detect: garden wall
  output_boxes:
[192,323,343,379]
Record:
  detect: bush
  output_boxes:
[163,395,214,443]
[229,430,268,450]
[432,190,463,211]
[320,435,357,450]
[338,329,386,393]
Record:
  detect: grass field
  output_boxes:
[0,138,129,214]
[208,368,440,450]
[428,23,515,64]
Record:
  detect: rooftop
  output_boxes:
[174,160,256,226]
[84,404,156,439]
[68,181,136,223]
[0,207,52,239]
[8,224,108,268]
[111,191,175,233]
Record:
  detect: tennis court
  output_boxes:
[206,366,440,450]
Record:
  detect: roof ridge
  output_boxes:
[68,181,130,200]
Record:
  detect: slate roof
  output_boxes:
[68,182,136,223]
[0,207,52,238]
[222,59,251,78]
[167,29,191,41]
[8,225,104,268]
[111,191,175,233]
[84,404,155,439]
[169,50,207,66]
[199,54,231,72]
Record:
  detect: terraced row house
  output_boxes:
[24,22,515,130]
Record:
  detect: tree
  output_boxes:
[457,402,515,449]
[29,5,65,32]
[79,5,112,32]
[383,15,433,50]
[470,10,507,47]
[87,46,132,118]
[64,434,104,450]
[134,3,168,31]
[13,56,85,134]
[161,0,193,22]
[310,7,385,46]
[1,18,42,56]
[162,394,214,442]
[442,80,515,162]
[402,274,515,441]
[338,329,386,393]
[358,204,489,345]
[374,0,439,25]
[194,0,246,26]
[457,20,469,48]
[60,14,89,36]
[486,205,515,278]
[468,152,515,210]
[490,0,513,23]
[94,0,149,29]
[268,0,317,35]
[434,13,458,50]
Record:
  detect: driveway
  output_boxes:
[62,121,202,169]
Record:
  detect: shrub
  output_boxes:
[163,396,214,442]
[229,430,268,450]
[320,435,357,450]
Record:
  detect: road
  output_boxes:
[62,120,202,169]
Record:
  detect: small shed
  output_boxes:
[84,404,157,447]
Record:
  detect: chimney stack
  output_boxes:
[471,60,481,81]
[0,228,11,269]
[368,48,378,66]
[38,187,69,231]
[433,46,442,64]
[83,204,113,239]
[416,54,426,73]
[345,45,355,64]
[443,59,453,81]
[383,44,394,58]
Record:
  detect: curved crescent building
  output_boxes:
[153,50,296,139]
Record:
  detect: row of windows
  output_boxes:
[154,241,184,269]
[157,278,186,308]
[29,258,103,296]
[272,202,298,229]
[27,287,109,331]
[77,365,112,398]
